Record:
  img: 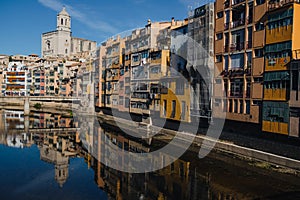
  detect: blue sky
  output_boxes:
[0,0,206,56]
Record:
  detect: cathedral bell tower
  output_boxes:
[57,6,71,32]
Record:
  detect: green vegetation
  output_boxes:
[33,103,42,110]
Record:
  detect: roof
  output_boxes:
[58,7,69,16]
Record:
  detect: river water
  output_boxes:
[0,109,300,200]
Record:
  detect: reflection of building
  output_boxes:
[86,123,207,200]
[38,130,79,188]
[0,110,34,148]
[30,112,73,129]
[4,110,24,129]
[40,145,69,187]
[41,7,96,58]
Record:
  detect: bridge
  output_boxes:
[0,96,82,115]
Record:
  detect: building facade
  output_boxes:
[262,1,300,136]
[41,7,97,58]
[213,0,262,129]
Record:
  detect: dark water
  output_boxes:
[0,109,300,200]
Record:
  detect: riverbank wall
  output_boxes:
[97,113,300,172]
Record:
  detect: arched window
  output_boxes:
[65,19,67,26]
[65,49,68,54]
[61,18,63,25]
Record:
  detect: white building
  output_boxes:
[41,7,97,58]
[3,62,30,96]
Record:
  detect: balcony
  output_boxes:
[246,41,252,49]
[268,0,297,11]
[215,40,224,54]
[253,30,265,48]
[224,23,229,30]
[229,91,243,98]
[230,42,244,52]
[252,57,264,76]
[252,82,263,99]
[216,18,224,32]
[264,88,288,101]
[266,25,292,44]
[254,2,267,23]
[265,57,290,71]
[216,0,224,11]
[228,68,245,77]
[231,19,245,29]
[246,16,253,25]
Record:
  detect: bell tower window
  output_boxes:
[61,18,63,25]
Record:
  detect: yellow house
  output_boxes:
[160,76,191,123]
[262,2,300,135]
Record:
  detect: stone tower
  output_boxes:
[57,7,71,32]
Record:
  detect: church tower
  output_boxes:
[57,7,71,32]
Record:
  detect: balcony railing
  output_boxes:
[268,0,298,11]
[230,91,244,98]
[246,41,252,49]
[231,19,245,29]
[224,23,229,30]
[246,16,253,24]
[230,42,245,51]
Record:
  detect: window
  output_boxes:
[171,100,176,118]
[256,0,265,5]
[265,41,292,53]
[230,53,244,69]
[61,18,63,25]
[239,100,244,114]
[254,77,263,83]
[234,100,238,113]
[217,11,223,18]
[216,55,222,63]
[150,66,160,74]
[230,79,244,97]
[246,100,250,114]
[215,79,222,84]
[255,48,263,58]
[255,23,264,31]
[181,101,186,120]
[229,99,233,112]
[176,80,184,95]
[224,55,229,71]
[292,70,299,91]
[163,100,167,117]
[252,100,262,106]
[216,33,223,40]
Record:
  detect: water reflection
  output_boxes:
[0,109,300,200]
